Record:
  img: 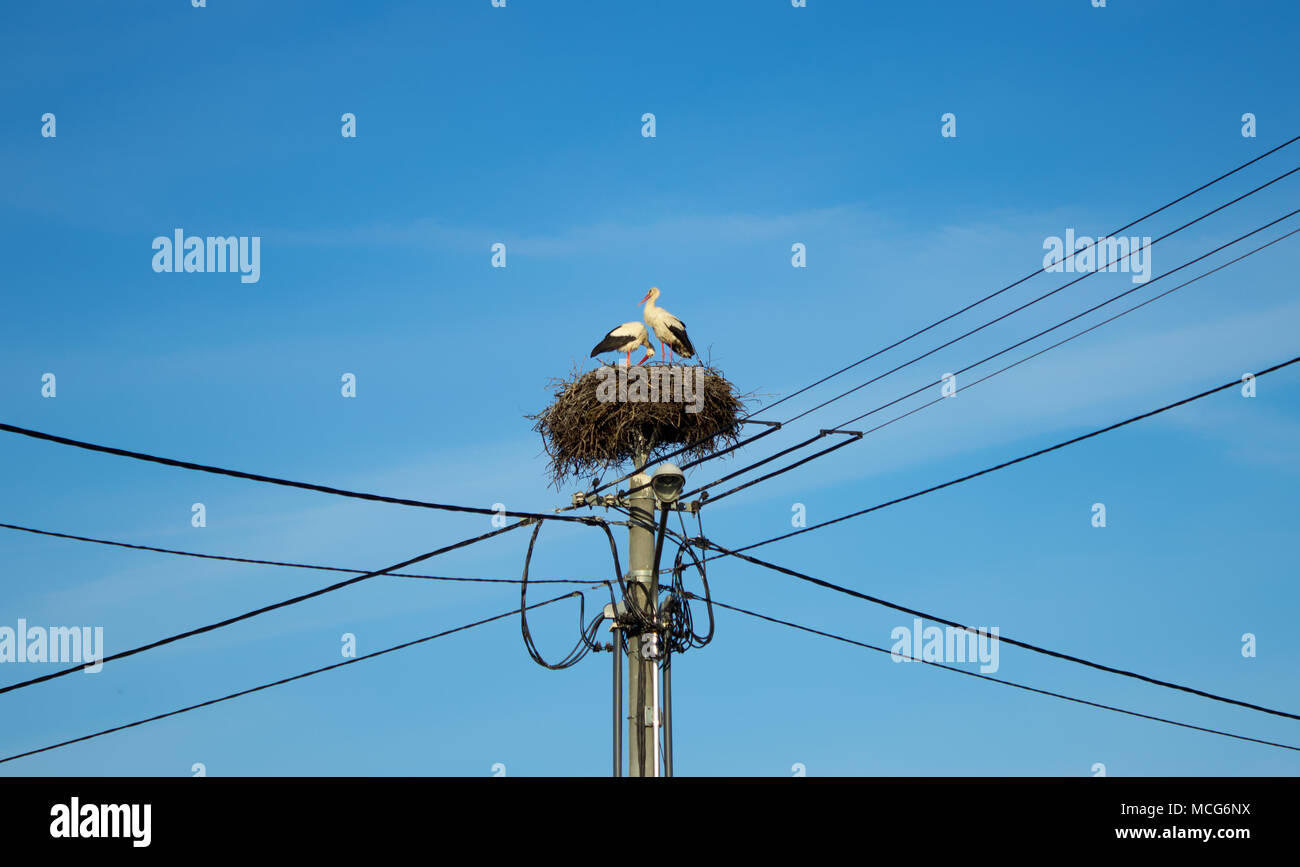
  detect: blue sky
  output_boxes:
[2,0,1299,776]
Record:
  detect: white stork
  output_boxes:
[590,321,655,366]
[641,287,695,363]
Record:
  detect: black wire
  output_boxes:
[627,506,715,654]
[618,423,786,499]
[782,166,1300,427]
[601,503,710,666]
[678,432,826,499]
[0,519,536,696]
[518,522,606,669]
[0,593,580,765]
[686,212,1300,506]
[0,521,609,586]
[698,596,1300,754]
[584,518,628,601]
[609,503,710,650]
[749,133,1300,421]
[698,433,863,505]
[665,511,714,652]
[0,422,596,525]
[703,352,1300,561]
[832,208,1300,430]
[692,535,1300,722]
[840,225,1300,444]
[651,504,671,589]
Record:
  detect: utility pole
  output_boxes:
[625,456,658,777]
[584,452,687,777]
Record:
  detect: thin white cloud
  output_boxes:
[271,205,886,257]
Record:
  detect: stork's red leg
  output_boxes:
[626,349,631,367]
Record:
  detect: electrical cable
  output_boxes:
[690,535,1300,722]
[831,208,1300,431]
[0,521,610,586]
[698,595,1300,754]
[699,353,1300,560]
[518,521,611,669]
[0,422,599,525]
[672,504,1239,746]
[686,215,1300,505]
[694,432,863,505]
[607,502,713,654]
[678,430,851,499]
[779,164,1300,429]
[749,133,1300,421]
[664,510,714,653]
[834,225,1300,445]
[610,165,1300,505]
[0,593,580,765]
[0,518,538,696]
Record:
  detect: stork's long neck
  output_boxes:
[644,297,659,319]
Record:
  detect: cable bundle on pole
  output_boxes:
[518,522,620,669]
[663,513,715,654]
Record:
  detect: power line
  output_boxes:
[0,422,597,525]
[700,353,1300,558]
[646,513,1300,725]
[0,593,580,765]
[780,163,1300,427]
[637,352,1300,727]
[0,519,537,696]
[699,595,1300,754]
[835,225,1300,445]
[654,356,1300,721]
[606,491,1300,740]
[830,208,1300,430]
[749,133,1300,420]
[689,535,1300,721]
[610,287,1300,725]
[0,521,608,586]
[687,215,1300,505]
[680,163,1295,496]
[679,432,826,498]
[609,169,1300,508]
[577,135,1300,498]
[692,431,862,505]
[679,428,861,500]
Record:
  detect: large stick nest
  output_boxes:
[529,362,747,488]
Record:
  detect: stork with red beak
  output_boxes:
[590,321,655,367]
[640,287,695,364]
